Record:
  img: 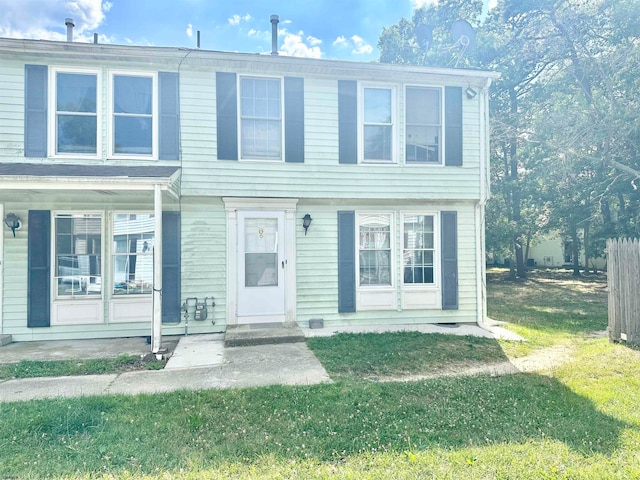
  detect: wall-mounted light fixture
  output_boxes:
[465,86,478,99]
[4,213,21,237]
[302,214,312,235]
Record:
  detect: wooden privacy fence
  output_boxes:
[607,238,640,346]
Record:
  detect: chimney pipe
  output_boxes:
[270,14,279,55]
[197,30,201,49]
[65,18,75,42]
[93,33,98,44]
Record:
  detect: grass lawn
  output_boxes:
[1,268,639,479]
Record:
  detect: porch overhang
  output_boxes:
[0,163,180,199]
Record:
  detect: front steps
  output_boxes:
[224,323,306,348]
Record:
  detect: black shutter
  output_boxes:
[24,64,48,157]
[284,76,304,163]
[338,80,357,164]
[338,211,356,313]
[159,72,180,160]
[441,211,458,310]
[216,72,238,160]
[28,210,51,327]
[445,86,463,166]
[162,211,181,323]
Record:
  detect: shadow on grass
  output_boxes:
[487,268,608,336]
[0,373,630,477]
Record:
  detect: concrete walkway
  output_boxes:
[0,323,521,403]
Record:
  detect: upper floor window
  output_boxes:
[109,71,158,159]
[50,68,99,157]
[360,85,396,163]
[240,76,282,160]
[405,86,442,164]
[54,213,102,297]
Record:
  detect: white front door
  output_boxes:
[237,210,286,323]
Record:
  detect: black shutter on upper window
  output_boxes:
[28,210,51,327]
[445,86,463,167]
[24,65,48,158]
[441,211,458,310]
[338,80,357,164]
[162,211,181,323]
[159,72,180,160]
[216,72,238,160]
[284,76,304,163]
[338,211,356,313]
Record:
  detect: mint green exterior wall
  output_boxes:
[0,38,495,340]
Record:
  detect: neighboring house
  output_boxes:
[0,34,498,344]
[528,230,606,270]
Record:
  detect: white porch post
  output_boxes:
[152,184,163,353]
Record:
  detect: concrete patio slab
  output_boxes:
[165,334,225,370]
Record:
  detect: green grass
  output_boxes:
[307,331,507,379]
[2,268,640,479]
[0,354,164,380]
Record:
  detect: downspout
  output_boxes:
[476,77,493,326]
[152,184,163,354]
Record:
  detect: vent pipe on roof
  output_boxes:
[197,30,201,49]
[270,14,279,55]
[93,33,98,44]
[65,18,75,42]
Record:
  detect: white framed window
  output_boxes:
[405,86,443,164]
[112,213,155,296]
[359,84,396,163]
[240,76,283,161]
[357,213,394,287]
[108,70,158,159]
[402,214,438,285]
[53,213,103,298]
[49,67,101,157]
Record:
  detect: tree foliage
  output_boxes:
[378,0,640,278]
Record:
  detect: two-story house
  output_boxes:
[0,36,498,346]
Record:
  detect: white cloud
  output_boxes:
[307,35,322,46]
[279,30,323,58]
[333,35,348,47]
[488,0,498,9]
[228,13,251,26]
[411,0,438,8]
[186,23,193,38]
[0,0,111,42]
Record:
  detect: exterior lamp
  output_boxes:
[4,213,21,237]
[465,86,478,99]
[302,214,312,235]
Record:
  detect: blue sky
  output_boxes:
[0,0,493,61]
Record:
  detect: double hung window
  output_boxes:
[51,68,99,156]
[240,76,282,160]
[54,214,102,297]
[361,86,395,163]
[358,214,393,286]
[402,214,436,284]
[405,86,442,164]
[110,72,157,158]
[112,214,155,295]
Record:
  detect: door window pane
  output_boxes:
[244,218,278,287]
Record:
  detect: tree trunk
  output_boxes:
[571,223,581,276]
